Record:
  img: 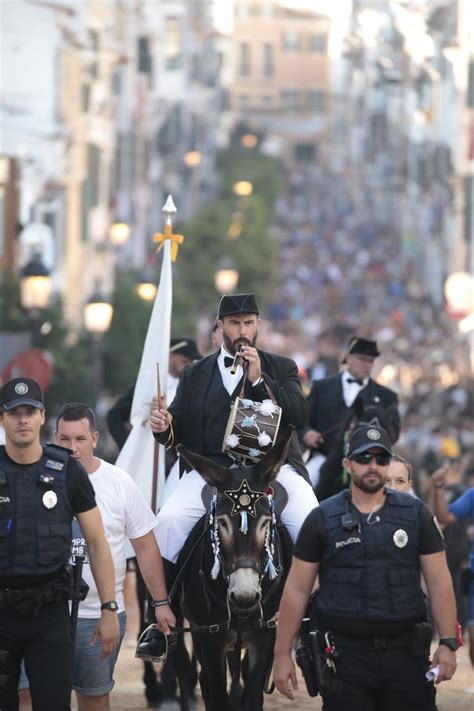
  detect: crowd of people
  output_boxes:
[263,164,472,486]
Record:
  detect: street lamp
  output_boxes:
[183,150,202,168]
[108,221,130,247]
[84,290,114,334]
[84,288,114,407]
[20,254,52,311]
[240,133,258,149]
[232,180,253,197]
[444,271,474,374]
[19,253,52,346]
[444,271,474,317]
[135,271,157,302]
[214,259,239,294]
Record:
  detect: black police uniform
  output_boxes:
[0,443,96,711]
[294,488,445,710]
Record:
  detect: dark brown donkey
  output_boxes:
[173,428,294,711]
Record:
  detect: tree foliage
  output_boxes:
[102,271,152,393]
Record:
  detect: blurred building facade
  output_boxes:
[228,0,332,163]
[1,0,221,329]
[336,0,473,304]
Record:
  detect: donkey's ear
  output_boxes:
[353,394,365,419]
[254,426,294,486]
[177,445,228,488]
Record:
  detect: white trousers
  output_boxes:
[155,463,319,563]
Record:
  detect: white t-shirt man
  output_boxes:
[71,459,158,617]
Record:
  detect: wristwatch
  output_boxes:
[101,601,119,612]
[438,637,458,651]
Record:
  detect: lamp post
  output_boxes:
[214,259,239,294]
[84,288,114,407]
[19,253,52,346]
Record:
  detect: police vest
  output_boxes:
[0,444,74,576]
[315,490,426,622]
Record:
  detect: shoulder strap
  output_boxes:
[43,442,72,464]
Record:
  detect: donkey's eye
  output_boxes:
[257,517,271,534]
[217,517,230,534]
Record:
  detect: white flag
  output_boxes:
[115,240,172,514]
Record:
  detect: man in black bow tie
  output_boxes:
[299,336,400,495]
[150,293,318,578]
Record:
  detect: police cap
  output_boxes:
[1,377,45,411]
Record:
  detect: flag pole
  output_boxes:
[115,194,184,517]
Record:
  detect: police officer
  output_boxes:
[0,378,119,711]
[273,422,458,710]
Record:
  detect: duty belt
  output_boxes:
[331,630,411,650]
[0,575,70,616]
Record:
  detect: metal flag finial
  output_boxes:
[153,195,184,262]
[162,195,177,225]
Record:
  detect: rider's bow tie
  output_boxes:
[347,377,364,385]
[224,356,235,368]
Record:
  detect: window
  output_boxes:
[309,34,327,52]
[262,43,274,78]
[164,17,181,70]
[236,2,250,19]
[281,89,299,110]
[282,31,300,52]
[308,90,326,111]
[137,36,152,74]
[239,42,251,77]
[261,2,274,19]
[239,94,249,106]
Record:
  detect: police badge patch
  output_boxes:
[14,382,29,395]
[42,490,58,509]
[367,428,381,440]
[393,528,408,548]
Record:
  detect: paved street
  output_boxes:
[78,574,474,710]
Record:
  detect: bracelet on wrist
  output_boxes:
[150,597,171,608]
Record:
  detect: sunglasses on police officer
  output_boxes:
[351,452,391,466]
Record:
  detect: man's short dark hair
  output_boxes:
[56,403,95,431]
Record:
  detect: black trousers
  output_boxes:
[0,601,72,711]
[320,646,437,711]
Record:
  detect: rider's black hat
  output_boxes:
[218,293,259,318]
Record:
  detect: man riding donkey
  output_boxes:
[148,293,318,631]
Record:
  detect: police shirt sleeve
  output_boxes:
[293,507,325,563]
[418,503,446,554]
[66,458,97,514]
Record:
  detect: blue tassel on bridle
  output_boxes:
[240,511,248,534]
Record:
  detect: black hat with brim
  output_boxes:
[170,338,202,361]
[218,293,259,318]
[342,336,380,363]
[1,377,44,411]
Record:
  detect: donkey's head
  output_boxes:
[177,427,293,614]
